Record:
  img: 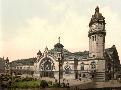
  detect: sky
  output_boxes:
[0,0,121,62]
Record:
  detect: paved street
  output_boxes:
[94,80,121,88]
[40,77,92,86]
[40,77,121,89]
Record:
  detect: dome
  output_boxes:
[54,43,64,49]
[54,37,64,52]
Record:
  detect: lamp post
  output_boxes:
[58,57,61,86]
[54,37,64,86]
[58,49,63,86]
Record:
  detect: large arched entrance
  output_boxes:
[39,57,55,78]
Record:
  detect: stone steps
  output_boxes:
[95,72,105,81]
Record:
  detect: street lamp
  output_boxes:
[58,57,61,85]
[54,37,64,86]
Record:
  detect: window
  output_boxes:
[82,74,86,78]
[91,61,96,70]
[20,67,22,69]
[79,74,81,77]
[64,65,71,74]
[93,55,95,57]
[92,36,94,41]
[40,57,54,71]
[64,62,71,74]
[95,35,96,41]
[80,62,84,71]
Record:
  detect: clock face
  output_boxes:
[98,24,104,30]
[90,23,104,31]
[90,24,96,31]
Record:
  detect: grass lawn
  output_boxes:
[11,80,40,88]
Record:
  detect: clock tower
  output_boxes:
[88,6,106,59]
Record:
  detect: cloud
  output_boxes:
[13,10,89,51]
[2,4,89,60]
[1,0,121,61]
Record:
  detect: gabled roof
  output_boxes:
[105,45,119,63]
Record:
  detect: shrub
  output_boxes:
[21,77,34,81]
[15,78,21,82]
[48,81,52,85]
[61,82,66,88]
[52,82,60,88]
[40,80,48,88]
[65,83,70,88]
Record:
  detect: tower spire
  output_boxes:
[58,37,60,43]
[95,6,99,13]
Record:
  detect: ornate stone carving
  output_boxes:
[89,6,105,27]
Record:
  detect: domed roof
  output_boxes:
[37,50,42,55]
[54,37,64,49]
[54,43,64,49]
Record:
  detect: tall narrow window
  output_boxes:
[95,35,96,41]
[92,36,94,41]
[80,62,84,71]
[91,61,96,70]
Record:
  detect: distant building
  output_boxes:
[10,6,120,81]
[10,58,36,76]
[0,57,5,74]
[0,57,10,75]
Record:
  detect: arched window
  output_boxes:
[64,62,71,74]
[92,36,94,41]
[44,60,51,71]
[40,57,55,71]
[90,61,96,70]
[80,62,84,71]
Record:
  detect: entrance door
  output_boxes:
[40,71,54,78]
[39,57,55,78]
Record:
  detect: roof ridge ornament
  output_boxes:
[44,46,49,57]
[95,6,99,13]
[89,6,105,27]
[44,46,48,53]
[58,37,60,44]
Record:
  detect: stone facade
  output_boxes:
[10,6,120,81]
[87,6,106,81]
[88,6,106,59]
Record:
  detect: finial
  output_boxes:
[3,56,4,60]
[58,37,60,43]
[45,46,48,50]
[6,57,9,61]
[95,6,99,13]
